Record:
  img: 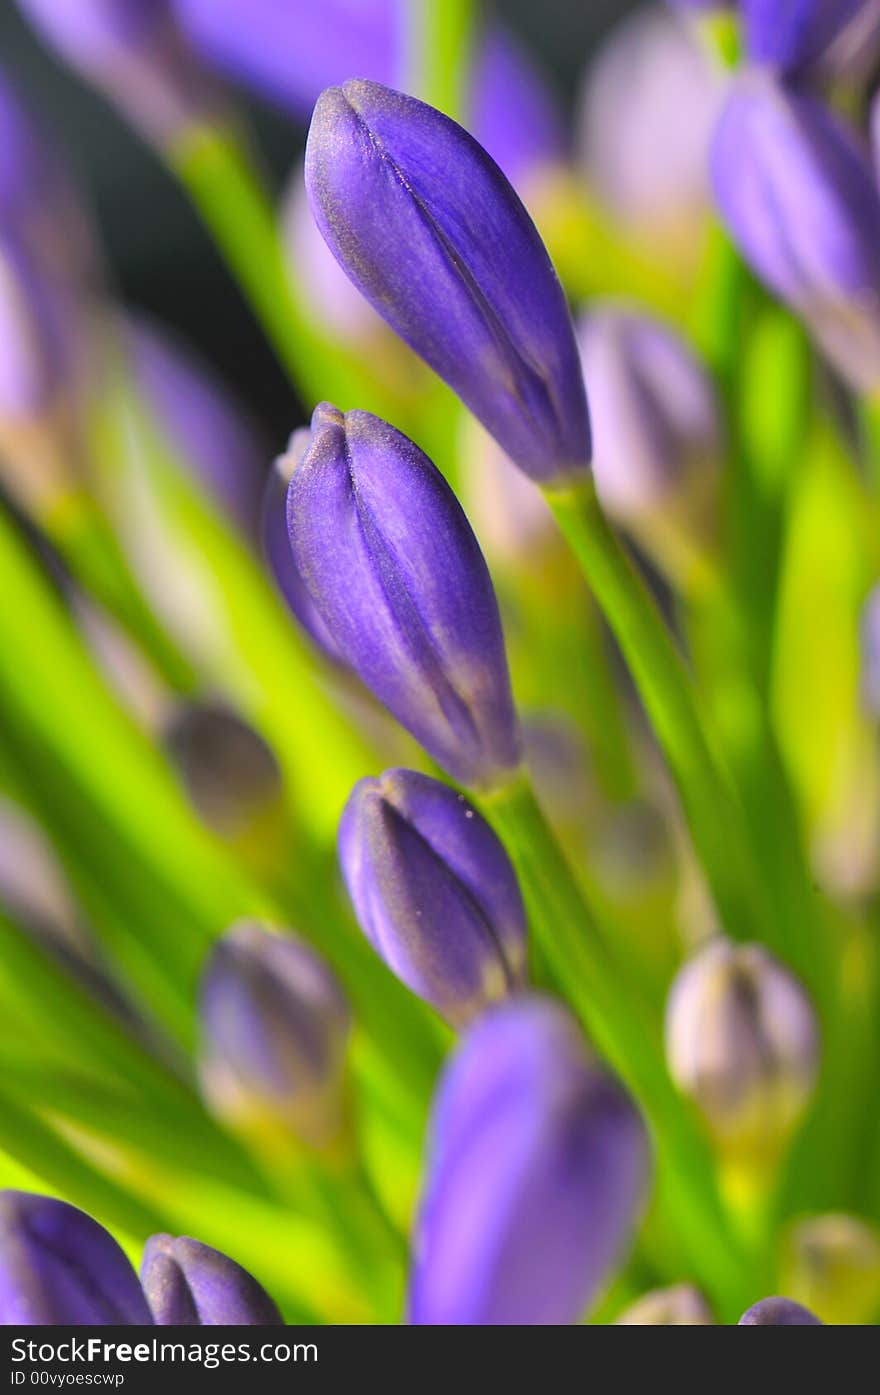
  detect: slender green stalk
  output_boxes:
[168,124,404,424]
[479,776,755,1315]
[548,482,772,946]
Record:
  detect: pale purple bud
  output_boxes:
[162,702,283,841]
[577,8,724,258]
[617,1283,714,1324]
[576,308,721,562]
[141,1233,282,1325]
[338,769,527,1028]
[198,921,351,1150]
[665,938,819,1161]
[739,1296,822,1324]
[0,1192,152,1324]
[409,997,650,1325]
[712,73,880,393]
[16,0,221,149]
[125,316,266,535]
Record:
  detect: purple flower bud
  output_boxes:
[162,701,283,841]
[577,9,723,258]
[125,316,266,535]
[711,74,880,392]
[174,0,400,117]
[338,768,527,1028]
[305,82,590,486]
[576,308,721,568]
[665,938,819,1161]
[0,1192,152,1324]
[409,996,650,1325]
[198,921,351,1151]
[617,1283,714,1324]
[468,28,565,194]
[286,403,521,789]
[141,1233,282,1325]
[739,1296,822,1325]
[16,0,219,149]
[261,430,347,660]
[744,0,870,76]
[860,584,880,715]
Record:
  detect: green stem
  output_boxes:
[169,124,402,422]
[406,0,476,118]
[480,775,754,1316]
[548,482,772,946]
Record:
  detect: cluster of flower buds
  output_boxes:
[0,1192,281,1324]
[711,2,880,392]
[665,937,819,1166]
[409,997,649,1324]
[339,769,527,1028]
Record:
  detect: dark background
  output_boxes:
[0,0,639,441]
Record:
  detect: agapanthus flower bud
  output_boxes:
[616,1283,713,1324]
[126,317,265,535]
[305,82,590,485]
[286,403,521,789]
[0,1192,152,1324]
[739,1296,822,1325]
[16,0,220,150]
[576,308,721,576]
[198,921,351,1151]
[711,74,880,392]
[141,1233,282,1325]
[162,702,283,842]
[262,429,346,660]
[577,8,723,264]
[338,769,527,1028]
[744,0,870,76]
[409,996,649,1325]
[665,938,819,1162]
[783,1214,880,1325]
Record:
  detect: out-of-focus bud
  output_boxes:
[261,430,347,662]
[141,1233,282,1325]
[821,1,880,82]
[616,1283,713,1324]
[468,27,565,198]
[174,0,399,116]
[0,1192,152,1324]
[665,938,819,1165]
[338,769,527,1029]
[739,1296,822,1324]
[0,797,82,951]
[743,0,870,76]
[859,584,880,715]
[0,65,96,282]
[576,307,721,585]
[162,701,283,845]
[305,83,590,486]
[0,226,92,517]
[576,7,724,271]
[15,0,221,150]
[459,420,560,571]
[409,996,649,1325]
[125,316,266,535]
[712,74,880,394]
[782,1214,880,1325]
[286,404,521,789]
[198,921,352,1153]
